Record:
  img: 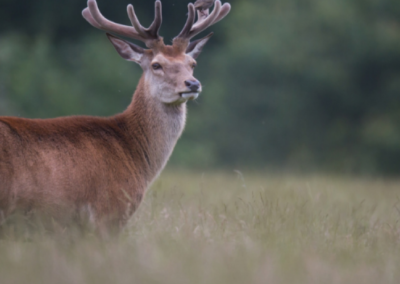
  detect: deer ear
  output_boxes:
[186,32,213,59]
[106,33,144,64]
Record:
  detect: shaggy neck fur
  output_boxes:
[120,76,187,186]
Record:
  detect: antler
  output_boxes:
[82,0,163,48]
[175,0,231,41]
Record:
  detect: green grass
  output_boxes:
[1,170,400,284]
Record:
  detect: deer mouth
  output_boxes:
[180,92,199,100]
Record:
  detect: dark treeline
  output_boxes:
[1,0,400,175]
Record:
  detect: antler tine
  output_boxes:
[176,3,196,40]
[127,0,162,39]
[190,0,221,35]
[82,0,162,48]
[148,0,163,37]
[127,4,147,38]
[175,0,231,41]
[208,2,231,26]
[83,0,140,40]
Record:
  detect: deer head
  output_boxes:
[82,0,231,105]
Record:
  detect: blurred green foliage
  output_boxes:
[1,0,400,175]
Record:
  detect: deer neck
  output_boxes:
[121,76,186,184]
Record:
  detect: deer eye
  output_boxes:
[191,63,197,69]
[152,63,162,70]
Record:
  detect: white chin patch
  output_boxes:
[181,92,199,101]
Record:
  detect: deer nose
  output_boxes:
[184,80,201,92]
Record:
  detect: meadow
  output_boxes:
[0,170,399,284]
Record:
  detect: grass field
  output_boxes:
[0,170,400,284]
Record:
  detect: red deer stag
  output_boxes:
[0,0,230,231]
